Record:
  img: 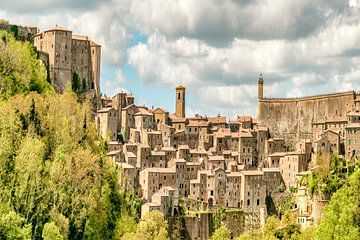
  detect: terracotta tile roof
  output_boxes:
[237,115,252,122]
[208,116,227,124]
[172,117,187,123]
[239,130,253,138]
[153,107,169,113]
[187,120,210,127]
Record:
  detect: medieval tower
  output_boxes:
[175,85,186,118]
[258,73,264,99]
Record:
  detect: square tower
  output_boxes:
[175,85,186,118]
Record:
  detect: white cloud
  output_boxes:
[129,0,349,45]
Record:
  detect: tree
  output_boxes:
[82,79,87,91]
[122,211,168,240]
[0,209,32,240]
[113,213,137,239]
[0,30,52,99]
[316,171,360,240]
[71,72,80,92]
[42,222,64,240]
[210,224,231,240]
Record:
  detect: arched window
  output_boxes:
[178,92,181,100]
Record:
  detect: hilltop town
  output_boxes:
[2,20,360,239]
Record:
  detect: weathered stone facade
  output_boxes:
[258,89,356,146]
[33,26,101,95]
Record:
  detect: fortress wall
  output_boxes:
[257,91,355,145]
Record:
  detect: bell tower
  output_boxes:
[258,73,264,99]
[175,85,186,118]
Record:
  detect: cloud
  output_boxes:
[0,0,112,13]
[1,0,132,65]
[2,0,360,118]
[129,0,349,46]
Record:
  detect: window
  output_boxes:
[210,190,214,196]
[178,92,180,100]
[247,199,250,206]
[257,199,260,205]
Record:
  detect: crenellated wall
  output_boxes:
[257,91,356,146]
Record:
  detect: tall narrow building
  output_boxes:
[258,73,264,99]
[175,85,186,118]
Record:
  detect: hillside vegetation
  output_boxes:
[0,31,148,239]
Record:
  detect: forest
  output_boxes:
[0,30,359,240]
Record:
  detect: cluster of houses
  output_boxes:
[96,84,360,223]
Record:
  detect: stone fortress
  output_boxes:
[33,26,101,96]
[257,74,360,155]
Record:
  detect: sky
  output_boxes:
[1,0,360,118]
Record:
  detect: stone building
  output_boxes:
[279,152,307,189]
[240,171,266,211]
[154,108,169,127]
[96,107,118,141]
[313,130,340,157]
[263,168,284,195]
[225,172,242,208]
[345,111,360,159]
[33,26,101,95]
[140,167,176,201]
[238,129,256,166]
[257,75,359,146]
[141,186,178,218]
[117,162,137,190]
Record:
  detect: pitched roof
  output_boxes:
[187,120,210,127]
[153,107,169,114]
[208,116,227,124]
[237,115,252,122]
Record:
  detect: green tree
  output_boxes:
[316,171,360,240]
[72,72,80,92]
[113,213,137,239]
[82,78,87,91]
[0,30,52,99]
[210,224,231,240]
[122,211,168,240]
[42,222,64,240]
[0,209,32,240]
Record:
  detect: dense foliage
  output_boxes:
[316,171,360,239]
[0,31,139,239]
[0,31,52,99]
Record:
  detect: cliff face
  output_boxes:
[257,91,356,145]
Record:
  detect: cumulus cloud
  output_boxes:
[129,0,349,45]
[2,0,360,117]
[0,0,111,13]
[1,0,132,65]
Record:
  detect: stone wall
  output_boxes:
[257,91,356,146]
